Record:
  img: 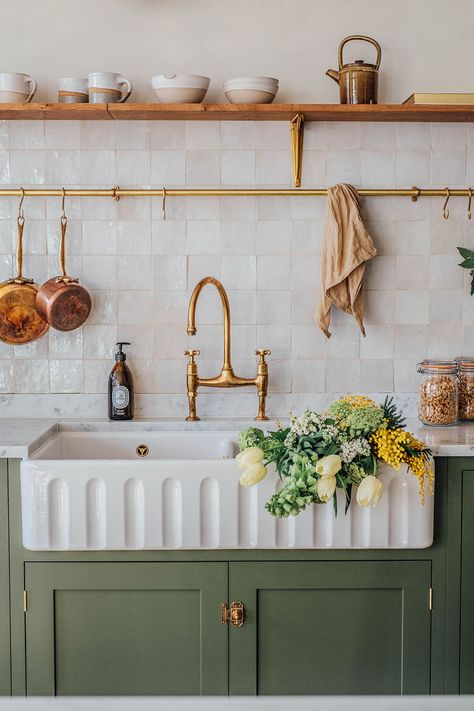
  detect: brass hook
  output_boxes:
[60,188,67,224]
[468,188,472,220]
[442,187,450,220]
[17,187,25,223]
[162,187,167,220]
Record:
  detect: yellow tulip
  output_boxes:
[317,475,337,503]
[239,462,267,487]
[315,454,342,478]
[236,447,264,470]
[356,475,383,508]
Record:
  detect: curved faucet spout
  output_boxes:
[187,276,232,369]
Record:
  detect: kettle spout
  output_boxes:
[326,69,340,84]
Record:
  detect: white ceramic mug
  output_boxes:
[58,77,88,104]
[0,72,37,103]
[88,72,133,103]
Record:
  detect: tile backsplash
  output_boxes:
[0,119,473,418]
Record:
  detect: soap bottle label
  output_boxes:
[112,385,129,410]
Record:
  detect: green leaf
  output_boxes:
[458,247,474,259]
[459,258,474,269]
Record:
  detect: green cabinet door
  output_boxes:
[461,472,474,693]
[229,561,432,696]
[25,562,228,696]
[0,461,10,695]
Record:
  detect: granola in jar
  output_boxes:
[417,360,458,426]
[458,361,474,421]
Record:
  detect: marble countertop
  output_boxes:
[0,698,472,711]
[1,417,474,459]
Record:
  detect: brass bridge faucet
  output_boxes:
[185,276,270,422]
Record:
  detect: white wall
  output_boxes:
[3,0,474,104]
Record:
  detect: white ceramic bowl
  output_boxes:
[224,76,279,104]
[151,74,210,104]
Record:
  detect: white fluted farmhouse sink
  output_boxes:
[20,429,434,551]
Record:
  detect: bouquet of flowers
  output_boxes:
[236,395,434,518]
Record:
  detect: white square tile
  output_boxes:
[291,255,317,290]
[256,150,291,185]
[10,150,45,184]
[186,220,220,255]
[394,358,420,392]
[0,151,10,184]
[80,121,115,149]
[45,150,81,184]
[116,324,154,359]
[291,360,325,392]
[10,121,44,149]
[118,291,154,326]
[257,324,290,359]
[300,151,326,186]
[431,150,466,187]
[82,220,116,255]
[84,359,110,393]
[326,122,361,149]
[187,256,222,289]
[363,290,394,325]
[428,324,462,357]
[396,151,430,187]
[185,122,220,149]
[151,151,185,185]
[50,359,83,393]
[221,122,257,149]
[395,256,429,289]
[153,290,188,324]
[222,221,256,255]
[117,221,151,254]
[327,323,360,359]
[221,196,256,220]
[150,121,185,149]
[186,150,220,185]
[153,255,186,289]
[326,150,361,185]
[115,121,151,150]
[14,360,49,393]
[430,255,463,289]
[257,291,291,324]
[325,359,360,392]
[221,150,255,185]
[186,197,220,220]
[222,255,256,290]
[118,255,153,289]
[360,359,393,391]
[394,325,428,358]
[88,290,117,325]
[0,122,9,150]
[13,337,48,359]
[256,221,291,255]
[256,196,291,220]
[291,290,316,325]
[258,255,291,290]
[117,196,151,221]
[228,290,256,324]
[361,123,396,150]
[48,329,83,359]
[291,325,327,358]
[45,121,81,149]
[116,150,150,185]
[292,221,322,255]
[429,290,463,324]
[304,122,326,149]
[82,256,116,290]
[395,123,430,150]
[81,150,115,184]
[152,220,186,255]
[364,256,395,290]
[360,325,394,358]
[361,151,396,188]
[431,123,466,149]
[430,219,465,254]
[83,325,117,358]
[0,362,13,392]
[395,290,429,324]
[153,324,187,359]
[256,122,289,149]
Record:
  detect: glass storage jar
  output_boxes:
[457,361,474,421]
[417,360,458,426]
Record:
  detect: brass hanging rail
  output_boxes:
[0,187,471,199]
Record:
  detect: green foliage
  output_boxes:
[381,396,406,430]
[457,247,474,296]
[238,427,265,451]
[266,456,320,517]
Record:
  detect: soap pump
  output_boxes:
[108,342,134,421]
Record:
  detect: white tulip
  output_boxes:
[317,475,337,503]
[356,475,383,508]
[236,447,264,470]
[315,454,342,478]
[239,462,267,487]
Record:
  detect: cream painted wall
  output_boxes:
[2,0,473,103]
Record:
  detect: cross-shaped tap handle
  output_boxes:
[184,349,200,363]
[255,349,271,362]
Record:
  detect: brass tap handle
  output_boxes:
[256,349,271,362]
[184,349,200,363]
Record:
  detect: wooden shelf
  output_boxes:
[1,102,474,121]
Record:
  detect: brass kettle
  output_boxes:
[326,35,382,105]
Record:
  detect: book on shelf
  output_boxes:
[404,93,474,105]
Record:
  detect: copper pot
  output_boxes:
[0,215,49,345]
[36,214,91,331]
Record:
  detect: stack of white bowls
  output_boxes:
[224,76,279,104]
[151,74,210,104]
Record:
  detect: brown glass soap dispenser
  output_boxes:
[108,342,134,420]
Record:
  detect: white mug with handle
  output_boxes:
[88,72,133,103]
[0,73,37,103]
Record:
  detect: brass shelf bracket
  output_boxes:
[290,113,304,188]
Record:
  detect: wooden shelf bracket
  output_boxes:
[290,113,304,188]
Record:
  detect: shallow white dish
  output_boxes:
[20,429,434,551]
[225,88,277,104]
[151,74,210,103]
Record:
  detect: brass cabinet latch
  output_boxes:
[221,601,245,627]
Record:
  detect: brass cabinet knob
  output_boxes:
[221,601,245,628]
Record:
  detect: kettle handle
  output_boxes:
[338,35,382,70]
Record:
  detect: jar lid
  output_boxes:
[459,361,474,371]
[417,359,457,374]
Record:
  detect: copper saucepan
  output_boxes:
[0,198,49,345]
[36,195,91,331]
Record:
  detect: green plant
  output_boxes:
[457,247,474,295]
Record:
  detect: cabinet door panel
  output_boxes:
[25,562,228,696]
[230,561,431,696]
[461,474,474,693]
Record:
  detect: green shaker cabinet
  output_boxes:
[0,461,10,695]
[24,562,228,696]
[229,561,432,696]
[460,469,474,693]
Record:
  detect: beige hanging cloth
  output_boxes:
[316,184,377,338]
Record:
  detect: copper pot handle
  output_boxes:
[57,197,78,285]
[338,35,382,71]
[9,215,33,285]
